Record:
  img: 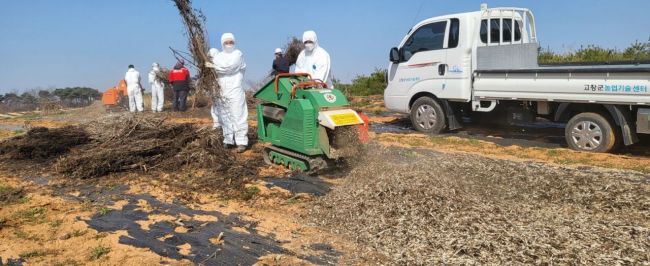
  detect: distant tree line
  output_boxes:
[335,68,388,96]
[539,40,650,64]
[0,87,100,112]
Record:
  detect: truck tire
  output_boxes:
[410,97,447,134]
[565,112,617,153]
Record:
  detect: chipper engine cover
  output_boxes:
[254,73,369,171]
[102,80,129,112]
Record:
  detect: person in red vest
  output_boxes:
[168,60,191,112]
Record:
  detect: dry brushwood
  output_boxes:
[154,67,171,86]
[173,0,220,99]
[52,114,263,191]
[0,113,264,198]
[153,67,175,102]
[283,36,304,66]
[38,99,64,115]
[56,116,197,179]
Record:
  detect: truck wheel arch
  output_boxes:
[409,92,440,110]
[603,105,639,146]
[555,103,638,146]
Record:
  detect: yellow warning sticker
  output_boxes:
[330,113,362,126]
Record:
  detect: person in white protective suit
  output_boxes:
[148,63,164,112]
[124,64,144,112]
[205,33,248,153]
[208,48,221,129]
[295,30,331,83]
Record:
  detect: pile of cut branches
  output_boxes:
[56,116,197,179]
[65,114,262,196]
[0,114,264,198]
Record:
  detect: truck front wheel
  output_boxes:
[565,112,618,153]
[410,97,447,134]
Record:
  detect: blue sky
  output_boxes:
[0,0,648,93]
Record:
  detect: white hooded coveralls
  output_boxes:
[148,64,164,112]
[295,31,331,83]
[211,33,248,146]
[125,68,143,112]
[208,48,221,128]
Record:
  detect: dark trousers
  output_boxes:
[172,90,188,112]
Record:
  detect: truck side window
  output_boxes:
[480,19,488,43]
[402,21,447,61]
[515,20,522,41]
[448,18,460,48]
[490,19,500,43]
[503,19,522,42]
[480,19,500,44]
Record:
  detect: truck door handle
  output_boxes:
[438,64,447,76]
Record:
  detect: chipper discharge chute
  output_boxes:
[254,73,369,172]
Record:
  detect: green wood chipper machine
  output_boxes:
[254,73,369,172]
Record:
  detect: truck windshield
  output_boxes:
[402,21,447,61]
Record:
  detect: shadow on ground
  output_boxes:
[52,182,340,265]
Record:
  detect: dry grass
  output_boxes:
[377,133,650,174]
[0,184,25,204]
[0,129,15,140]
[311,145,650,264]
[347,95,387,114]
[88,246,110,261]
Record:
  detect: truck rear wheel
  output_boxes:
[410,97,446,134]
[565,112,617,153]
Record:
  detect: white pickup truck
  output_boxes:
[384,4,650,152]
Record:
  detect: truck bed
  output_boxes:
[473,64,650,105]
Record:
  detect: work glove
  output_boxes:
[205,62,215,68]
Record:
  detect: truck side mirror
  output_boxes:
[389,47,401,63]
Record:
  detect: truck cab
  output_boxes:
[385,4,536,114]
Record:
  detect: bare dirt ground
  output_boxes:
[0,104,366,265]
[1,98,649,265]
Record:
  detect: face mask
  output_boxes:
[305,43,315,52]
[224,44,235,52]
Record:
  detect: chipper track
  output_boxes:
[263,145,328,173]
